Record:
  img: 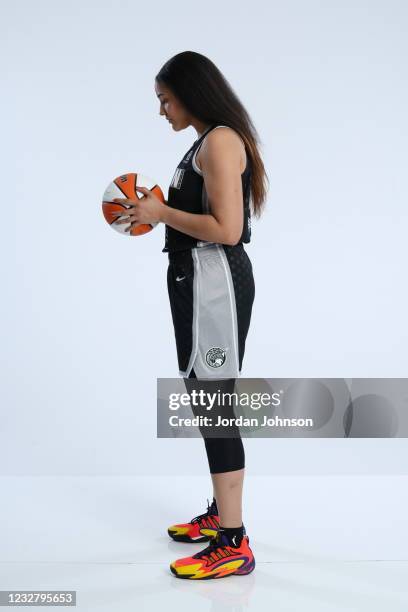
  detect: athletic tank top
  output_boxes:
[162,124,252,253]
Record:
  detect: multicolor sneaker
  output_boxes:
[167,498,220,543]
[170,530,255,579]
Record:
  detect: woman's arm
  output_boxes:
[160,128,245,245]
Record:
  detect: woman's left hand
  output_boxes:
[112,186,165,231]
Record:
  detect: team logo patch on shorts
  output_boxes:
[205,347,226,368]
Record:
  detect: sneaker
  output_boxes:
[167,498,220,543]
[170,531,255,579]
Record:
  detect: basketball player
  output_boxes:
[113,51,268,579]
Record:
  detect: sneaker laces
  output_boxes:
[190,498,217,525]
[192,531,229,560]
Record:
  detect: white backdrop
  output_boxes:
[4,0,408,475]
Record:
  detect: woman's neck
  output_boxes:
[195,123,212,139]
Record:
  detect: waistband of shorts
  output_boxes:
[167,242,244,263]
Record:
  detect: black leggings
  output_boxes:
[185,368,245,474]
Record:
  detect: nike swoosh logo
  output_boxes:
[232,535,237,546]
[176,275,186,281]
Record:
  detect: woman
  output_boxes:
[114,51,268,579]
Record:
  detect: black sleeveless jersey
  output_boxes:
[162,124,252,253]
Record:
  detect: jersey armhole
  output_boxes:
[192,125,247,176]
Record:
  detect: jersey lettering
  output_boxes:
[170,168,185,190]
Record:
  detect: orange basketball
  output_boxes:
[102,172,165,236]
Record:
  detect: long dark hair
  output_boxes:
[155,51,269,218]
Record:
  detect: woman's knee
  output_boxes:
[204,437,245,474]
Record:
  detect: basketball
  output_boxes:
[102,172,165,236]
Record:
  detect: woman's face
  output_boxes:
[154,80,189,131]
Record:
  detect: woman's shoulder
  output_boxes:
[196,125,246,171]
[207,125,245,147]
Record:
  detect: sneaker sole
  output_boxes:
[170,557,256,579]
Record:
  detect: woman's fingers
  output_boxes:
[135,186,149,195]
[114,218,130,224]
[112,209,138,224]
[112,198,137,205]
